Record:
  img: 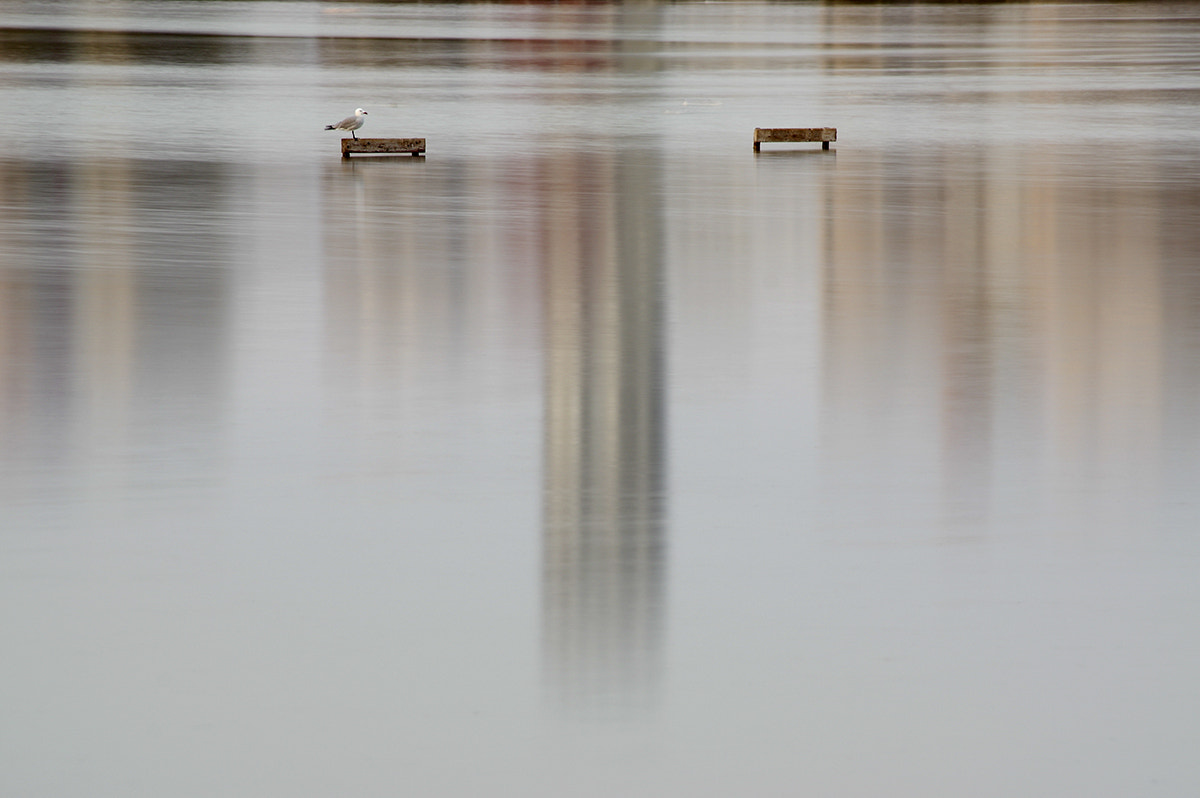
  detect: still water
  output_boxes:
[3,1,1200,795]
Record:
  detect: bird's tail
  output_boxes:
[324,125,335,130]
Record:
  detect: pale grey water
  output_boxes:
[2,1,1200,795]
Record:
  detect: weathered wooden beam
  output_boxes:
[753,128,837,152]
[341,138,426,158]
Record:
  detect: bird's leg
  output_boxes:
[352,131,358,140]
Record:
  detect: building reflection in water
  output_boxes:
[0,158,231,522]
[494,1,671,718]
[817,143,1199,536]
[539,141,667,718]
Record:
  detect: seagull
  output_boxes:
[325,108,368,139]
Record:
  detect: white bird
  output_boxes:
[325,108,368,139]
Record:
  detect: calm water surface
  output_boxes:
[2,2,1200,795]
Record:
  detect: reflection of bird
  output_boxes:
[325,108,367,139]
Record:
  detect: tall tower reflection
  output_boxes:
[540,145,667,717]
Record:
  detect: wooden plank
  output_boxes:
[753,127,836,151]
[341,138,426,157]
[755,128,837,143]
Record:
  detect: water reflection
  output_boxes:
[315,140,669,716]
[539,143,667,717]
[0,158,230,527]
[818,145,1200,536]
